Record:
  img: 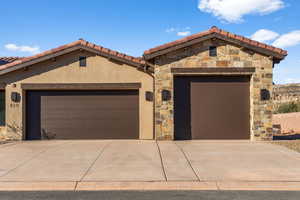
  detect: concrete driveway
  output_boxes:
[0,140,300,182]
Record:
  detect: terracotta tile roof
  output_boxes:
[0,57,23,65]
[0,39,145,72]
[0,27,288,74]
[144,26,288,59]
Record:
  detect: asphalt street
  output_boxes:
[0,191,300,200]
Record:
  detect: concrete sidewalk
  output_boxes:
[0,140,300,191]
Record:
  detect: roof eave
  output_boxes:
[143,33,287,62]
[79,46,144,68]
[0,44,145,76]
[0,45,81,76]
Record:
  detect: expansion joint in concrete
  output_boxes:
[155,141,167,181]
[174,142,201,182]
[79,141,112,182]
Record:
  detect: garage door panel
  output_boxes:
[42,109,139,120]
[191,78,250,140]
[26,90,139,140]
[174,76,250,140]
[42,112,139,121]
[42,96,138,109]
[43,119,139,128]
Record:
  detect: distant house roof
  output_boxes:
[0,57,23,65]
[144,26,287,61]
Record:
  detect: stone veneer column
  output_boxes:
[154,65,174,140]
[251,54,274,140]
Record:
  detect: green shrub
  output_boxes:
[276,102,300,114]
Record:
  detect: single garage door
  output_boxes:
[174,76,250,140]
[26,90,139,140]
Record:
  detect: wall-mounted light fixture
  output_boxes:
[162,90,171,101]
[145,91,153,101]
[260,89,270,101]
[11,92,21,102]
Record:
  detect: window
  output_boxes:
[209,46,217,57]
[0,91,5,126]
[79,56,86,67]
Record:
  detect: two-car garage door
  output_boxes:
[26,90,139,140]
[174,76,250,140]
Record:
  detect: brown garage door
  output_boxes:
[174,76,250,140]
[26,90,139,140]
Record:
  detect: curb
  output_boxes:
[76,181,218,191]
[217,181,300,191]
[0,181,299,191]
[0,182,76,191]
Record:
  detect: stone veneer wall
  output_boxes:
[154,39,274,141]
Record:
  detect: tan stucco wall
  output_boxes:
[0,50,154,140]
[154,39,274,141]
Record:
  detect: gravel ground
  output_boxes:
[270,140,300,153]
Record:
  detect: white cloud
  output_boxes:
[5,43,40,54]
[250,29,279,42]
[198,0,285,23]
[166,28,176,33]
[272,30,300,48]
[166,27,192,37]
[177,31,191,36]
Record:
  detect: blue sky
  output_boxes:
[0,0,299,84]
